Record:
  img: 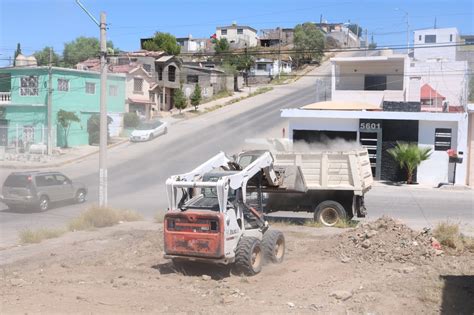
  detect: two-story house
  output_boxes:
[216,23,258,48]
[0,65,126,148]
[155,55,181,111]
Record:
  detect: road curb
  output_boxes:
[0,139,129,170]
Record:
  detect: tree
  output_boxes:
[57,110,80,148]
[388,142,432,184]
[142,32,180,55]
[214,38,230,54]
[63,37,115,67]
[33,47,61,66]
[173,87,187,113]
[293,22,325,66]
[190,83,202,111]
[87,114,113,145]
[348,24,363,37]
[123,112,140,129]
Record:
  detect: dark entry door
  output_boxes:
[0,119,8,146]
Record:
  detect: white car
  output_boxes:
[130,120,168,142]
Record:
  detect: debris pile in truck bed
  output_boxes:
[331,216,441,265]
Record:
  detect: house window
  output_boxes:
[168,65,176,82]
[418,35,422,41]
[143,64,151,73]
[450,34,453,42]
[237,28,243,35]
[109,85,118,96]
[257,64,267,71]
[187,75,199,83]
[434,128,452,151]
[425,35,436,43]
[364,75,387,91]
[57,78,69,92]
[221,29,227,35]
[20,76,38,96]
[149,92,155,102]
[85,82,96,94]
[157,66,163,81]
[134,78,143,93]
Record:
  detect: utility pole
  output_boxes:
[99,12,108,207]
[365,29,368,56]
[396,8,409,53]
[76,0,108,207]
[47,48,53,155]
[277,27,281,79]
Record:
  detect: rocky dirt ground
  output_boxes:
[1,217,473,314]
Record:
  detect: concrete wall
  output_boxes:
[413,28,459,61]
[467,112,474,186]
[417,120,458,184]
[409,60,468,107]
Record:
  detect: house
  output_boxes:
[249,58,292,83]
[176,35,212,53]
[420,84,446,110]
[281,102,470,186]
[0,65,126,148]
[259,28,294,47]
[322,23,360,48]
[330,52,419,106]
[155,55,181,111]
[216,23,258,48]
[411,27,469,110]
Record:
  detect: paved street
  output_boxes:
[1,53,473,247]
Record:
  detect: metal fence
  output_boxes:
[0,124,56,156]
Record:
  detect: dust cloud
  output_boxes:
[243,137,362,153]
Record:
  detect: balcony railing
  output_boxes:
[0,92,11,104]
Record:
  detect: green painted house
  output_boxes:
[0,66,126,148]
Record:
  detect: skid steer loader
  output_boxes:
[164,151,285,275]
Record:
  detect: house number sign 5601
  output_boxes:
[360,122,381,130]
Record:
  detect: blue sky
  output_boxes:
[0,0,473,65]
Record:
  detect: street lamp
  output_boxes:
[395,8,410,54]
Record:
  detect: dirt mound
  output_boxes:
[330,216,441,265]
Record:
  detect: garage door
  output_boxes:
[293,130,357,144]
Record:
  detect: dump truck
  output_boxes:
[237,146,373,226]
[164,152,286,275]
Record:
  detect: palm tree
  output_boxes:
[387,142,432,184]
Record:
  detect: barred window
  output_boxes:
[434,128,452,151]
[57,79,69,92]
[134,78,143,92]
[85,82,96,94]
[20,76,38,96]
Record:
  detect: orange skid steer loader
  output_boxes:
[164,152,285,275]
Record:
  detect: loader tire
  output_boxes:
[262,230,285,264]
[314,200,347,227]
[234,237,263,276]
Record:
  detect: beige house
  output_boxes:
[125,66,160,119]
[216,24,258,48]
[155,55,181,111]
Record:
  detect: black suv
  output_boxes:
[0,171,87,211]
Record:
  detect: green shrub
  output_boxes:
[123,112,140,128]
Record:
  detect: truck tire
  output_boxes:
[314,200,347,227]
[262,230,285,264]
[234,237,263,276]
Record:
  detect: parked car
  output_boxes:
[0,171,87,211]
[130,120,168,142]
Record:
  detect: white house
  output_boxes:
[250,58,292,78]
[331,52,421,106]
[281,104,470,186]
[413,27,460,62]
[410,28,469,110]
[216,24,258,47]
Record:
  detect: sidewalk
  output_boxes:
[372,180,472,191]
[0,138,128,170]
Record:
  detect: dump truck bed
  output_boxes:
[273,149,373,195]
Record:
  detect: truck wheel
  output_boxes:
[262,230,285,264]
[314,200,347,227]
[234,237,263,276]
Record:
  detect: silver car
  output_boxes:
[0,171,87,211]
